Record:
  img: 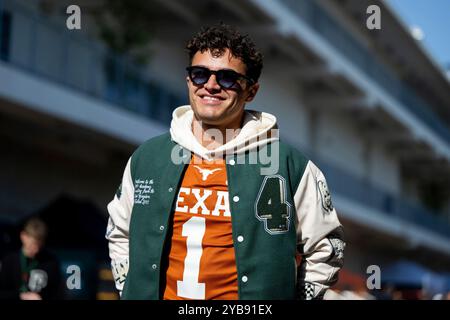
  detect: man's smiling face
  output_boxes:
[187,49,259,129]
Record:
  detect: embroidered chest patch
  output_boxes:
[134,179,155,205]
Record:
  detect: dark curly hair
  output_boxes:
[186,23,263,83]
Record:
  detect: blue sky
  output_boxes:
[388,0,450,70]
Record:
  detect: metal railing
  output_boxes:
[280,0,450,143]
[0,0,186,125]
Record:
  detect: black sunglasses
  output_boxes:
[186,66,255,89]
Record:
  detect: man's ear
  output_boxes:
[245,83,260,102]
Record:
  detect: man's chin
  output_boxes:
[193,108,225,124]
[195,115,224,126]
[197,103,224,114]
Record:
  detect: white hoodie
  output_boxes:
[169,105,279,160]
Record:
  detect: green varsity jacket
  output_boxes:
[106,132,344,300]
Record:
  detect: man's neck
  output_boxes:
[192,116,244,150]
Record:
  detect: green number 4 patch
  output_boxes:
[255,175,292,234]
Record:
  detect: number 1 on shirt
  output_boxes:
[177,216,206,299]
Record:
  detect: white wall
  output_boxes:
[369,142,400,195]
[309,110,401,195]
[251,75,310,151]
[315,111,366,178]
[148,41,189,98]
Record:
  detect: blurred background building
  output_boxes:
[0,0,449,299]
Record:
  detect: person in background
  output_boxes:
[0,216,62,300]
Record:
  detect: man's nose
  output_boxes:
[204,74,221,91]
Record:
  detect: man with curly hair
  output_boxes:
[106,23,345,300]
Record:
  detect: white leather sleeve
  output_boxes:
[106,157,134,295]
[294,160,345,300]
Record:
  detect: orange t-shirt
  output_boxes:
[163,155,238,300]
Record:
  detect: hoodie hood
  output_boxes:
[170,105,279,161]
